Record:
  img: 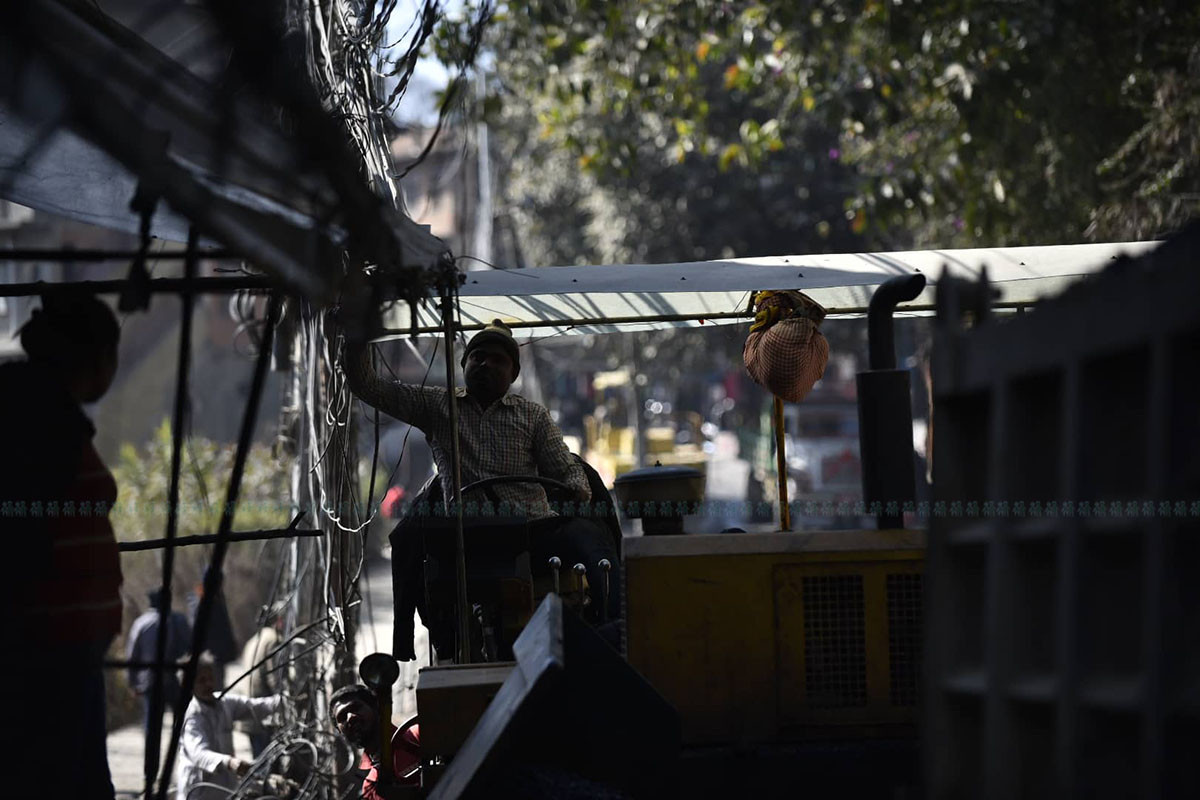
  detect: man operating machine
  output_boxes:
[342,317,621,659]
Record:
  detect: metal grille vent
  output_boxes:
[802,575,867,708]
[887,573,923,706]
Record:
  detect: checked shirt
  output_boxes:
[347,349,590,519]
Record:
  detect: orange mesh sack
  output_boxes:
[743,290,830,402]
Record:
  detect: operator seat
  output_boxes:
[389,456,621,662]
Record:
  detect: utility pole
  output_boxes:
[472,69,493,267]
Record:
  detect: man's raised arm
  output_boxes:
[342,341,437,430]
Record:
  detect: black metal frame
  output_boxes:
[141,228,198,788]
[0,3,453,796]
[0,241,314,797]
[925,226,1200,798]
[381,300,1034,338]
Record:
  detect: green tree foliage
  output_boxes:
[113,421,292,544]
[442,0,1200,259]
[106,422,292,727]
[111,421,291,639]
[1090,44,1200,239]
[466,1,866,266]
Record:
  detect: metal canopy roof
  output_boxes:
[381,240,1161,338]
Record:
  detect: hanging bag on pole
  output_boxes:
[743,290,830,402]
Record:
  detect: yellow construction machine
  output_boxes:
[368,239,1167,798]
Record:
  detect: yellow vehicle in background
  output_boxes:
[583,368,708,484]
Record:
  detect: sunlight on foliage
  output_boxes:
[432,0,1200,263]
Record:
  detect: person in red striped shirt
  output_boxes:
[1,295,123,798]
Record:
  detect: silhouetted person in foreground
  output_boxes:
[0,295,123,798]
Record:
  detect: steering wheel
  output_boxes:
[460,474,575,496]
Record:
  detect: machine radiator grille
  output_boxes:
[886,573,923,706]
[802,575,867,708]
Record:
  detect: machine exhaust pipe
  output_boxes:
[857,274,926,529]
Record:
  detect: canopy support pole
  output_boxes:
[441,291,471,663]
[773,396,791,531]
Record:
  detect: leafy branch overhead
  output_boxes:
[436,0,1200,258]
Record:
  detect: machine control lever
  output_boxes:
[548,556,562,594]
[573,563,588,607]
[598,559,612,623]
[472,603,495,662]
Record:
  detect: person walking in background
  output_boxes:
[186,565,239,687]
[0,295,124,798]
[127,587,192,739]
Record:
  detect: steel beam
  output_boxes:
[0,276,275,298]
[0,248,238,262]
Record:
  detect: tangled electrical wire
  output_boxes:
[173,304,376,799]
[184,727,357,800]
[289,0,494,196]
[198,309,435,799]
[188,613,356,799]
[229,290,275,357]
[174,4,481,795]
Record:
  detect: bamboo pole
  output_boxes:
[0,276,274,298]
[118,525,319,552]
